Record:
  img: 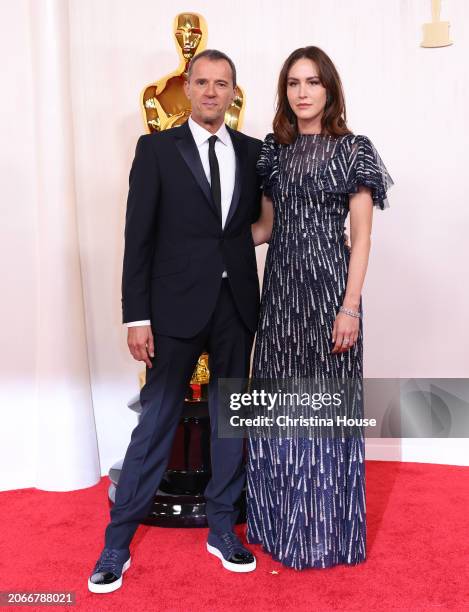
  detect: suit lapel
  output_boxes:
[225,126,247,229]
[174,122,220,220]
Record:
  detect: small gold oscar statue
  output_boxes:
[187,353,210,402]
[139,353,209,400]
[421,0,453,48]
[141,12,245,132]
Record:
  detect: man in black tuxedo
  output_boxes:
[88,50,263,593]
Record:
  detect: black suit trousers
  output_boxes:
[105,279,254,549]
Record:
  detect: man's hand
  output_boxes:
[127,325,154,368]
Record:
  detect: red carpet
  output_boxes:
[1,461,468,611]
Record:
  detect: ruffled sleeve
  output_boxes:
[256,133,279,198]
[345,135,393,209]
[321,134,393,209]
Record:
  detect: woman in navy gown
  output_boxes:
[248,46,393,570]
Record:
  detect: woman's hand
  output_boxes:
[252,194,274,246]
[331,312,359,354]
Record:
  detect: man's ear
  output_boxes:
[184,79,190,99]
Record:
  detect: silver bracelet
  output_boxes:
[339,306,361,319]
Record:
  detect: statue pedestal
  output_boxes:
[421,21,452,48]
[108,397,246,527]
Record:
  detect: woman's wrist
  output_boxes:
[342,297,360,310]
[339,306,361,319]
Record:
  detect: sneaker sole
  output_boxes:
[206,543,256,573]
[87,557,131,594]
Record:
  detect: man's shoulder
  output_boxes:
[137,126,182,147]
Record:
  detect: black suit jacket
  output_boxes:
[121,121,263,338]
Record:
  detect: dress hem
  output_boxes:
[247,534,367,571]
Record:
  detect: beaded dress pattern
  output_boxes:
[247,132,393,569]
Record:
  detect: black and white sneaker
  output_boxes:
[207,531,256,573]
[88,547,131,594]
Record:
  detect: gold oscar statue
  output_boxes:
[421,0,453,48]
[141,12,245,132]
[139,13,246,398]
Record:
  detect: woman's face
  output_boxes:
[286,58,327,124]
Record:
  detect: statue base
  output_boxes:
[421,22,452,48]
[107,398,246,527]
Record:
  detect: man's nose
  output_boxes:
[205,82,216,96]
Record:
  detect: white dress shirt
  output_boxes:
[126,116,236,327]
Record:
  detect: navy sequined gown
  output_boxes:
[247,132,392,570]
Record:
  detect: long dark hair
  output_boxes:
[273,46,352,144]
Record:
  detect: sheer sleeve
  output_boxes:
[345,135,393,209]
[256,133,279,199]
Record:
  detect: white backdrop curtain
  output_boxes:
[0,0,99,491]
[0,0,468,491]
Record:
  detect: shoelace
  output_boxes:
[96,548,120,573]
[220,532,243,555]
